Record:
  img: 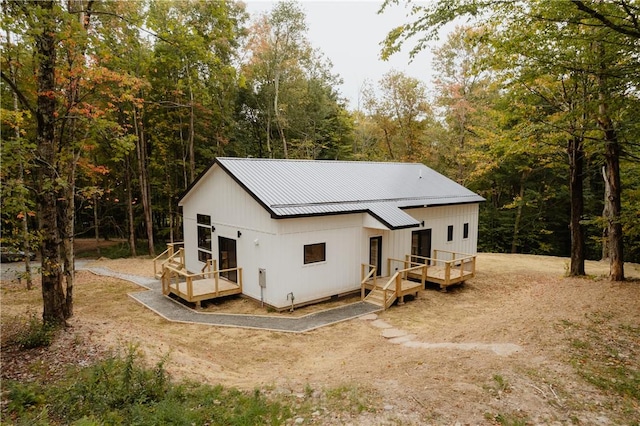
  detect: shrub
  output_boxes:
[15,314,56,349]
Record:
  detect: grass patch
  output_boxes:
[75,240,166,259]
[2,345,292,425]
[560,312,640,423]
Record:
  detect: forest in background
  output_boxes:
[1,1,639,321]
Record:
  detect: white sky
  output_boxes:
[244,1,442,110]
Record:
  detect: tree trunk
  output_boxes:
[35,0,68,325]
[93,192,101,257]
[568,136,586,276]
[511,180,525,254]
[596,42,624,281]
[188,84,195,183]
[125,155,137,257]
[8,29,33,290]
[274,69,288,158]
[133,105,155,256]
[601,166,610,260]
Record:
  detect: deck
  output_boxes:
[154,248,243,308]
[360,251,477,309]
[167,277,242,304]
[407,250,476,290]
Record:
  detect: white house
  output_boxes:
[176,157,484,310]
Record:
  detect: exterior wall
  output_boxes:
[361,203,480,276]
[403,204,480,256]
[264,214,363,309]
[180,165,276,293]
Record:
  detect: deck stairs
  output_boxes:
[363,287,396,308]
[153,244,186,279]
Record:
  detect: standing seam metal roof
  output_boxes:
[185,158,485,230]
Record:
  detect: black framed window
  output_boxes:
[463,223,469,239]
[304,243,326,264]
[197,214,211,225]
[447,225,454,242]
[198,225,212,250]
[198,250,212,263]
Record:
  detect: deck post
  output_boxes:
[187,275,193,300]
[238,268,243,293]
[396,274,404,305]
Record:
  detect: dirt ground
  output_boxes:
[2,250,639,425]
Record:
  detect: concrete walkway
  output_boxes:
[83,266,381,333]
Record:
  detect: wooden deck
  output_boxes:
[360,251,477,308]
[167,277,242,304]
[406,250,476,290]
[159,255,243,308]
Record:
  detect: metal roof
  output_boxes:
[184,157,485,230]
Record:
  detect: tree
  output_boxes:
[362,70,434,162]
[381,0,638,279]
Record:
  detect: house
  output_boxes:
[165,157,484,311]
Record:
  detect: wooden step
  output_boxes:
[364,289,387,307]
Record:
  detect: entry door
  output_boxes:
[411,229,432,264]
[369,236,383,276]
[218,236,237,282]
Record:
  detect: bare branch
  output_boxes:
[571,0,640,38]
[1,70,36,115]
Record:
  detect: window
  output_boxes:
[304,243,326,264]
[447,225,454,242]
[463,223,469,239]
[198,250,212,263]
[198,225,212,250]
[197,214,211,225]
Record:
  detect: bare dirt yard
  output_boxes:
[2,250,639,425]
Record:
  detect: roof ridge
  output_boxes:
[270,194,476,209]
[217,157,422,166]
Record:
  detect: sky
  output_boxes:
[244,1,444,110]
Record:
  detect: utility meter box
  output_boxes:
[258,268,266,288]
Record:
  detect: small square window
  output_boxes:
[447,225,454,242]
[463,223,469,239]
[304,243,326,264]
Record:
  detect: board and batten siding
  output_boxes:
[404,204,480,256]
[360,204,480,276]
[180,165,276,275]
[266,214,363,309]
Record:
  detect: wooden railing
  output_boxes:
[379,272,400,309]
[406,250,476,287]
[360,263,377,299]
[153,242,185,277]
[161,258,243,302]
[362,261,427,309]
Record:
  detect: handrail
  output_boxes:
[360,264,377,300]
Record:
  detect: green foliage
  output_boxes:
[14,314,56,349]
[4,346,292,425]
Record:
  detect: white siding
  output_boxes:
[181,165,276,275]
[403,204,480,256]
